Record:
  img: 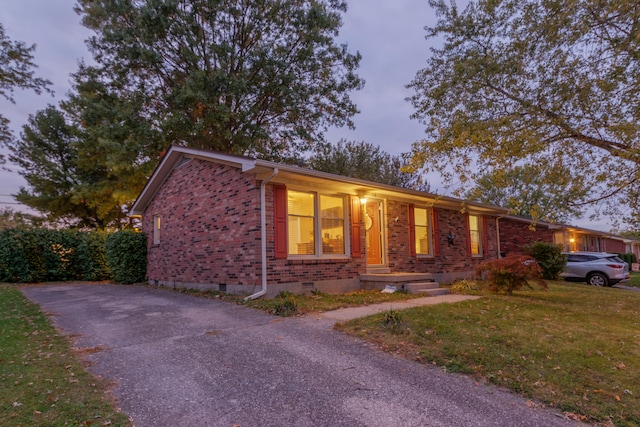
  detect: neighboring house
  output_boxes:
[130,145,508,297]
[499,215,632,255]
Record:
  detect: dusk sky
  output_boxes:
[0,1,611,231]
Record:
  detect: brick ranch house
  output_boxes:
[499,215,630,256]
[130,145,510,298]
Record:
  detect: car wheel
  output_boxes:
[587,273,609,287]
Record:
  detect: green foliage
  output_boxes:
[476,255,547,296]
[0,228,112,283]
[272,291,298,317]
[307,140,430,190]
[0,23,52,147]
[75,0,363,160]
[449,279,480,293]
[381,308,404,332]
[0,229,46,282]
[524,241,567,280]
[408,0,640,226]
[6,105,132,228]
[466,165,584,223]
[617,253,637,266]
[104,231,147,284]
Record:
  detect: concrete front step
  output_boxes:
[359,273,450,296]
[402,282,451,296]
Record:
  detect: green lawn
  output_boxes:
[336,281,640,426]
[625,271,640,287]
[0,284,131,426]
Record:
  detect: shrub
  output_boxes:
[0,228,118,283]
[272,291,298,316]
[0,228,46,282]
[105,231,147,284]
[524,241,567,280]
[449,279,480,293]
[617,253,637,266]
[476,255,547,295]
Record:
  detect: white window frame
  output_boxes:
[153,215,161,245]
[468,214,483,257]
[287,189,349,258]
[414,206,433,257]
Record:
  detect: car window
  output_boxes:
[607,256,625,263]
[567,255,596,262]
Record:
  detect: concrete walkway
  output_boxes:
[318,294,481,322]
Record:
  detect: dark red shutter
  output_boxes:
[408,204,416,257]
[464,212,472,256]
[273,185,287,259]
[432,208,440,256]
[350,196,361,257]
[482,216,489,258]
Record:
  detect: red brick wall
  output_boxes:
[602,237,626,254]
[142,159,503,290]
[143,159,261,287]
[498,218,554,255]
[387,200,499,274]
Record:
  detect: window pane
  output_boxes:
[288,216,315,255]
[414,207,428,227]
[470,231,480,255]
[320,195,345,254]
[469,215,481,255]
[288,191,315,216]
[288,191,316,255]
[416,225,429,254]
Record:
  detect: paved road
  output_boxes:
[21,284,582,427]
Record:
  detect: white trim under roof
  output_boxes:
[129,145,510,217]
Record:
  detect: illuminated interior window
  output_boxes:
[288,191,316,255]
[286,190,346,256]
[414,207,431,255]
[468,214,482,256]
[320,195,345,255]
[153,215,161,244]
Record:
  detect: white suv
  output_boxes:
[561,252,630,287]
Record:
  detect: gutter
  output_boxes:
[245,168,279,300]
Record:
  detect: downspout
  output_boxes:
[496,214,508,258]
[245,168,279,300]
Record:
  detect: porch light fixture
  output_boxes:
[360,197,367,205]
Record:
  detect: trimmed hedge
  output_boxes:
[0,228,145,284]
[105,230,147,284]
[617,253,638,266]
[524,241,567,280]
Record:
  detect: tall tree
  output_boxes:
[0,22,52,147]
[307,140,430,191]
[407,0,640,225]
[75,0,364,159]
[465,165,586,223]
[5,106,111,228]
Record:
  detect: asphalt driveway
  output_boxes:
[21,284,582,427]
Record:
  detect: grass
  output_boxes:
[624,272,640,287]
[175,287,425,316]
[0,284,131,427]
[336,281,640,426]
